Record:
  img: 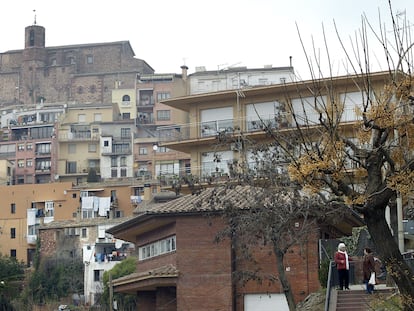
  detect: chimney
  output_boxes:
[181,65,188,81]
[143,183,152,201]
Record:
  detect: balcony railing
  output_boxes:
[155,115,291,143]
[27,234,37,245]
[58,133,99,141]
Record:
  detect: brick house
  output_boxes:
[107,186,362,310]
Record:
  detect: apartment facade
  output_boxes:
[39,217,134,306]
[0,182,77,263]
[157,72,391,183]
[134,69,190,184]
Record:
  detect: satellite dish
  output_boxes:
[115,240,123,249]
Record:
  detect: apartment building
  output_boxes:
[188,64,295,94]
[0,182,77,263]
[157,72,391,183]
[0,159,13,185]
[0,103,65,184]
[134,68,190,184]
[39,217,134,306]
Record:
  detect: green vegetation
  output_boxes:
[0,254,25,310]
[99,257,137,311]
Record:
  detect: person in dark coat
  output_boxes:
[334,242,351,290]
[363,247,376,294]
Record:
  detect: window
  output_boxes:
[29,30,35,46]
[122,113,130,120]
[78,114,86,123]
[18,144,25,151]
[10,250,16,258]
[258,78,268,85]
[67,161,77,174]
[122,95,130,102]
[28,224,38,236]
[139,235,176,260]
[120,168,127,177]
[11,203,15,214]
[120,157,127,167]
[10,228,16,239]
[81,228,87,238]
[121,128,131,139]
[139,147,147,155]
[104,140,109,147]
[26,159,33,167]
[157,110,171,121]
[51,58,56,66]
[156,146,168,153]
[90,85,96,93]
[17,159,24,168]
[36,159,51,171]
[111,169,117,178]
[157,92,170,101]
[68,144,76,154]
[88,144,97,152]
[115,211,124,218]
[94,113,102,122]
[86,55,94,64]
[36,143,51,154]
[82,209,94,219]
[17,176,24,184]
[94,269,104,282]
[27,143,33,150]
[111,157,117,167]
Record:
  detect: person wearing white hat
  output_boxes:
[334,242,351,290]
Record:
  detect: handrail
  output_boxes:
[324,261,335,311]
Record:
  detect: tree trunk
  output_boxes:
[364,205,414,311]
[274,248,296,311]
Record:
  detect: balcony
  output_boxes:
[27,235,37,245]
[101,148,132,156]
[64,167,100,175]
[58,132,99,141]
[155,114,291,143]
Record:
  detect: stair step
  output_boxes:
[334,288,395,311]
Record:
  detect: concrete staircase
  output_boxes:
[334,287,396,311]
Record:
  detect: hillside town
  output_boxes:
[1,10,414,311]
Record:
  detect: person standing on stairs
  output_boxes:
[363,247,376,294]
[334,242,351,290]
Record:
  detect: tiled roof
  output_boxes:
[112,264,178,286]
[143,185,255,215]
[39,215,135,229]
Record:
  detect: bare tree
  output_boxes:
[207,183,346,311]
[278,2,414,309]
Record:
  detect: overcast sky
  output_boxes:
[1,0,413,79]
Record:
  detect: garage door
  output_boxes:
[244,293,289,311]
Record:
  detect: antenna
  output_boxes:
[33,9,37,25]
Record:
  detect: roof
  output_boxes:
[39,216,135,230]
[113,264,178,286]
[112,264,178,292]
[4,40,135,57]
[107,185,364,240]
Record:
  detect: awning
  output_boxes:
[112,264,178,293]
